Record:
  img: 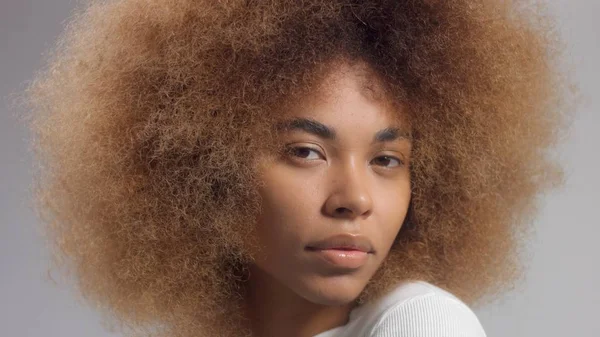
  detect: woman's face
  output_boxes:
[252,63,412,306]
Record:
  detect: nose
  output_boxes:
[323,156,373,219]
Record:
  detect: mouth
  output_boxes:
[305,233,375,270]
[306,247,371,269]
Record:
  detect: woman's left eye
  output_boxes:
[371,155,403,168]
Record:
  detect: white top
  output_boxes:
[313,280,487,337]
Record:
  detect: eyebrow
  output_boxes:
[275,117,412,143]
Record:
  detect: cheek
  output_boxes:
[375,180,411,243]
[254,168,322,255]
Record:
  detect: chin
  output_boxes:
[296,274,366,306]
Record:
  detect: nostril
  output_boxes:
[335,207,351,215]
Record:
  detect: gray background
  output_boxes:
[1,0,598,336]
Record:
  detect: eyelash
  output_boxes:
[285,146,404,168]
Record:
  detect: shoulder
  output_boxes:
[365,281,487,337]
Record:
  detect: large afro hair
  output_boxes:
[25,0,574,336]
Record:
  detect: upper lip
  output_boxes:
[306,233,375,253]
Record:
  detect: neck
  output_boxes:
[245,265,355,337]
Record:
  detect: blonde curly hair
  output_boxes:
[26,0,573,336]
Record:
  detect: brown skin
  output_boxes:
[247,63,411,337]
[24,1,575,336]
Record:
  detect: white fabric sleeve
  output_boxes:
[368,293,487,337]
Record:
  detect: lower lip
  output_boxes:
[308,249,369,269]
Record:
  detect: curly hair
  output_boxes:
[26,0,573,336]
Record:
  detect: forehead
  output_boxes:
[279,61,409,132]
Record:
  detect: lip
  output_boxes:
[306,233,375,253]
[305,233,375,270]
[309,249,370,269]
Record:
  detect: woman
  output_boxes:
[26,0,572,336]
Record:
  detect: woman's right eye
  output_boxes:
[286,146,323,161]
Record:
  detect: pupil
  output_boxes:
[296,148,310,158]
[378,157,390,165]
